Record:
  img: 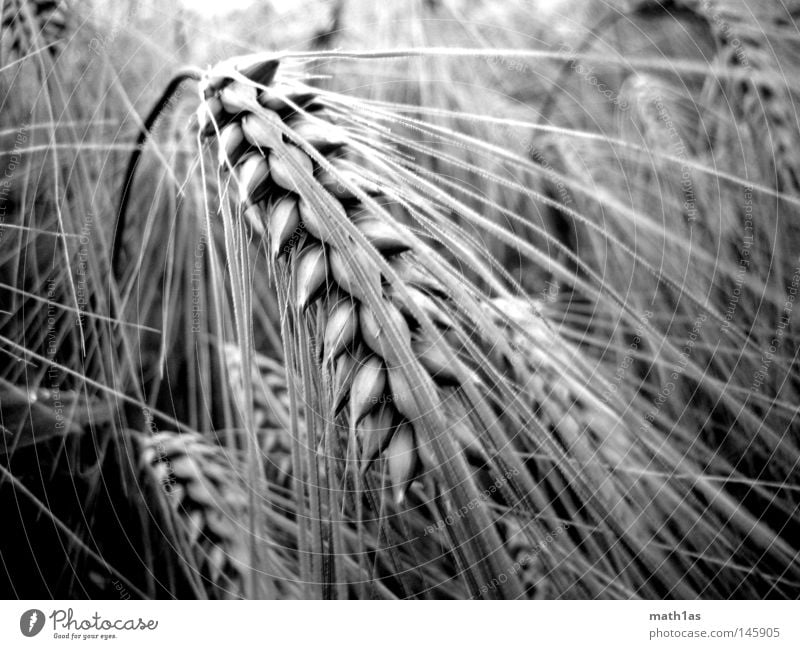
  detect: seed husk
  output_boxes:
[154,432,190,457]
[226,540,250,576]
[240,58,280,87]
[219,81,258,114]
[298,196,340,241]
[386,366,435,423]
[269,196,301,260]
[450,420,483,455]
[414,431,439,473]
[333,350,361,413]
[269,145,314,192]
[186,478,216,507]
[237,154,271,204]
[295,243,328,310]
[357,404,396,472]
[199,95,234,138]
[242,110,284,151]
[386,422,418,505]
[354,217,411,256]
[387,284,454,330]
[199,459,229,483]
[138,437,158,466]
[205,509,237,539]
[315,159,363,200]
[360,301,411,368]
[202,75,230,99]
[388,256,448,299]
[328,245,381,303]
[186,510,205,544]
[411,335,467,386]
[323,298,359,362]
[219,122,250,168]
[207,546,226,582]
[259,85,317,113]
[243,203,267,237]
[169,455,201,481]
[349,355,386,426]
[151,461,173,486]
[289,118,347,153]
[163,483,187,505]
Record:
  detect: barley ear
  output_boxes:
[198,55,532,599]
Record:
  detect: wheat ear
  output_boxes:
[197,54,534,599]
[136,431,252,599]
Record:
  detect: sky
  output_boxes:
[181,0,567,18]
[180,0,279,16]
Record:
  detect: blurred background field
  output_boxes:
[1,0,798,599]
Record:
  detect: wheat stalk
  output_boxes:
[135,431,252,598]
[135,426,308,599]
[199,55,507,501]
[196,54,543,598]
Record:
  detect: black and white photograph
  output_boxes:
[0,0,799,644]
